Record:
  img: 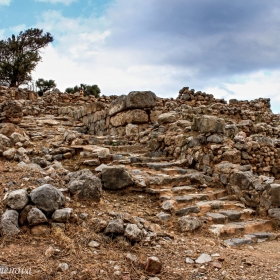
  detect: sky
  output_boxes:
[0,0,280,113]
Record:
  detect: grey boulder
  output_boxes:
[52,208,73,223]
[124,223,143,242]
[30,184,65,215]
[101,166,134,190]
[67,169,102,201]
[178,216,202,232]
[6,189,29,210]
[27,208,48,226]
[104,219,124,235]
[1,209,20,236]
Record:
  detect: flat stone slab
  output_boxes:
[171,186,196,193]
[175,206,200,216]
[174,195,194,203]
[206,213,226,223]
[219,210,241,221]
[209,220,274,236]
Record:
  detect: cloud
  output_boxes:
[0,0,11,5]
[203,71,280,113]
[35,0,77,5]
[31,1,280,113]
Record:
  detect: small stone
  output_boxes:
[124,223,143,242]
[145,256,162,274]
[211,262,222,269]
[79,212,89,220]
[88,241,100,248]
[104,219,124,235]
[58,263,69,272]
[126,253,138,262]
[52,208,73,223]
[45,246,55,258]
[195,253,212,264]
[185,257,194,264]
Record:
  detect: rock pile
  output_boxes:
[1,184,70,236]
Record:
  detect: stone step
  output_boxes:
[195,200,246,215]
[204,208,255,224]
[209,219,275,237]
[146,160,187,171]
[223,232,277,246]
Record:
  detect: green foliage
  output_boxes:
[65,83,101,98]
[36,78,56,96]
[0,28,53,87]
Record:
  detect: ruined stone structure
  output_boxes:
[1,86,280,249]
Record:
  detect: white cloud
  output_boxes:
[31,3,280,115]
[0,0,11,5]
[203,71,280,113]
[36,0,77,5]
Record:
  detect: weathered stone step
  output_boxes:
[196,200,246,215]
[209,219,275,237]
[146,160,187,171]
[223,232,277,246]
[204,208,255,224]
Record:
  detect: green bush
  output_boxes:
[65,83,100,98]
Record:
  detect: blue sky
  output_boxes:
[1,0,280,113]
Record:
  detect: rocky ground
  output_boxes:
[0,87,280,280]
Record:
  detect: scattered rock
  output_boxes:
[67,169,102,201]
[101,166,134,190]
[88,241,100,248]
[145,256,162,274]
[195,253,212,264]
[124,223,143,242]
[104,219,124,235]
[178,216,202,232]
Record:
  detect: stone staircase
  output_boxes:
[123,157,278,245]
[17,114,278,246]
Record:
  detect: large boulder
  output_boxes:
[158,112,178,125]
[67,169,102,201]
[125,91,157,110]
[101,166,134,190]
[0,134,11,153]
[30,184,65,215]
[108,91,157,116]
[1,209,20,236]
[27,208,48,226]
[108,95,127,116]
[6,189,29,210]
[125,109,149,124]
[178,216,202,232]
[192,115,225,134]
[0,100,23,124]
[124,223,143,242]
